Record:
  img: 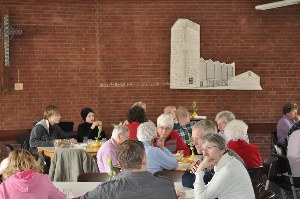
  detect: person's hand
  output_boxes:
[91,121,102,129]
[156,138,165,149]
[97,121,103,129]
[295,115,300,122]
[177,191,186,199]
[196,157,214,172]
[190,160,201,174]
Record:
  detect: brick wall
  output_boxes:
[0,1,299,159]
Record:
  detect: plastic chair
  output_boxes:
[272,155,300,199]
[271,131,277,145]
[77,172,110,182]
[257,190,275,199]
[153,170,185,182]
[248,166,263,183]
[252,179,263,198]
[263,156,278,190]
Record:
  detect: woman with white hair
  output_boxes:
[137,121,178,173]
[96,125,130,173]
[157,114,189,156]
[224,120,262,168]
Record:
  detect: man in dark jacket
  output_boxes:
[76,140,183,199]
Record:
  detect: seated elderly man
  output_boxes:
[174,106,196,144]
[156,113,189,156]
[75,140,183,199]
[182,120,245,189]
[137,121,178,173]
[215,111,236,140]
[97,125,130,173]
[224,120,262,168]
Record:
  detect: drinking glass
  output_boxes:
[83,137,88,144]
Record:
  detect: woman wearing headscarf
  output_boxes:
[77,107,106,142]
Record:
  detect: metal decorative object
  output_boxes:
[0,15,22,66]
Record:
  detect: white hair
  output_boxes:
[157,114,174,129]
[224,120,248,142]
[215,111,236,124]
[137,121,157,143]
[111,125,130,139]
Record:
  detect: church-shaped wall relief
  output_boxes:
[170,18,262,90]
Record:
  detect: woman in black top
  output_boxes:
[77,107,106,142]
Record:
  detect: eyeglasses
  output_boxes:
[202,145,218,152]
[158,126,172,131]
[192,137,202,143]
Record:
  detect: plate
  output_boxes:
[192,116,206,120]
[72,143,87,147]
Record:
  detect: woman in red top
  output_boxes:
[224,119,262,167]
[126,106,147,140]
[156,113,190,156]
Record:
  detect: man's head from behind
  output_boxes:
[176,106,190,125]
[117,140,146,171]
[192,120,217,154]
[215,111,235,132]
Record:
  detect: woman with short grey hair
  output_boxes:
[157,114,189,156]
[194,133,254,199]
[137,121,178,173]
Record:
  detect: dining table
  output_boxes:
[37,143,100,159]
[53,181,194,198]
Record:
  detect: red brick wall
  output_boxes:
[0,1,299,159]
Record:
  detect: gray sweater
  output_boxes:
[75,171,178,199]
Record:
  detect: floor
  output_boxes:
[269,181,295,199]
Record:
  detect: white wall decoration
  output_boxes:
[170,18,262,90]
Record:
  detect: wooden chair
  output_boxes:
[77,172,110,182]
[257,190,275,199]
[153,170,185,182]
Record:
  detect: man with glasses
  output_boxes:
[97,125,130,173]
[182,120,244,188]
[156,114,189,156]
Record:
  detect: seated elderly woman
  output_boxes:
[0,149,65,199]
[156,113,189,156]
[277,102,299,146]
[224,120,262,168]
[194,133,254,199]
[137,121,178,173]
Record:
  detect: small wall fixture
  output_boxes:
[255,0,300,10]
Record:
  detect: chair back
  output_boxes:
[263,156,278,190]
[271,131,277,145]
[257,190,275,199]
[77,173,110,182]
[272,155,300,198]
[153,170,184,182]
[247,166,263,182]
[49,148,99,182]
[252,179,263,198]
